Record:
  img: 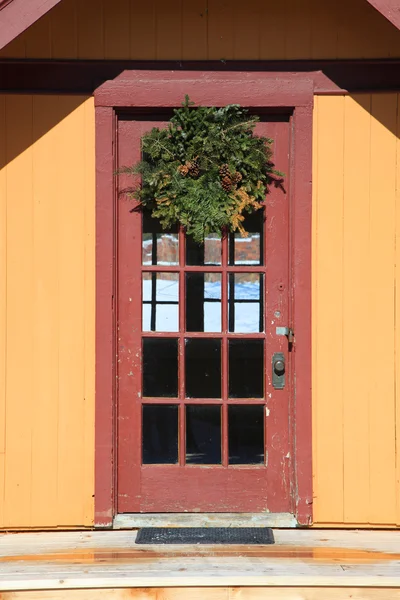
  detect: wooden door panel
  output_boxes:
[141,467,271,512]
[117,112,293,514]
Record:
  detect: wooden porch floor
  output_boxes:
[0,529,400,599]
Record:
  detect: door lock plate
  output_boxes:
[272,352,285,390]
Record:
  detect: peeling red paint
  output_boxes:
[94,73,313,525]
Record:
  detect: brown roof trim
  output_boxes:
[1,59,400,95]
[366,0,400,30]
[0,0,63,50]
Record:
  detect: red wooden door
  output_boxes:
[117,112,293,513]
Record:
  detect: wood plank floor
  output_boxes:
[0,529,399,594]
[2,589,400,600]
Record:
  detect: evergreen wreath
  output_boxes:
[120,96,283,244]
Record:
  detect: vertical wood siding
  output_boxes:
[1,0,400,60]
[313,94,400,527]
[0,91,400,527]
[1,93,400,528]
[0,96,95,528]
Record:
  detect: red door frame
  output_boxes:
[94,72,314,527]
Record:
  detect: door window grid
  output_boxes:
[228,273,264,333]
[142,272,179,332]
[141,217,267,467]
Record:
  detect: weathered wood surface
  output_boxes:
[2,588,400,600]
[113,514,297,529]
[3,529,400,555]
[0,530,399,591]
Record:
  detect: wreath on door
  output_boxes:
[120,96,283,244]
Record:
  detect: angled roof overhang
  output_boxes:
[366,0,400,30]
[0,0,399,53]
[0,0,63,50]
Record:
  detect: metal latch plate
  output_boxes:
[276,326,294,343]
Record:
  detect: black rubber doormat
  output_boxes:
[135,527,275,545]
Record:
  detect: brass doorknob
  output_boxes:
[274,359,285,375]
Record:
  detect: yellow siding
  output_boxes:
[0,98,6,529]
[0,93,399,527]
[1,0,400,60]
[312,96,345,524]
[396,100,400,528]
[313,94,400,527]
[0,96,95,528]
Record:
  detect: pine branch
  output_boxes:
[119,97,284,243]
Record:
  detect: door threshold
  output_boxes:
[113,512,298,529]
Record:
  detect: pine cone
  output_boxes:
[221,175,233,192]
[189,164,200,178]
[187,159,200,178]
[219,164,230,178]
[178,164,189,176]
[232,171,243,184]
